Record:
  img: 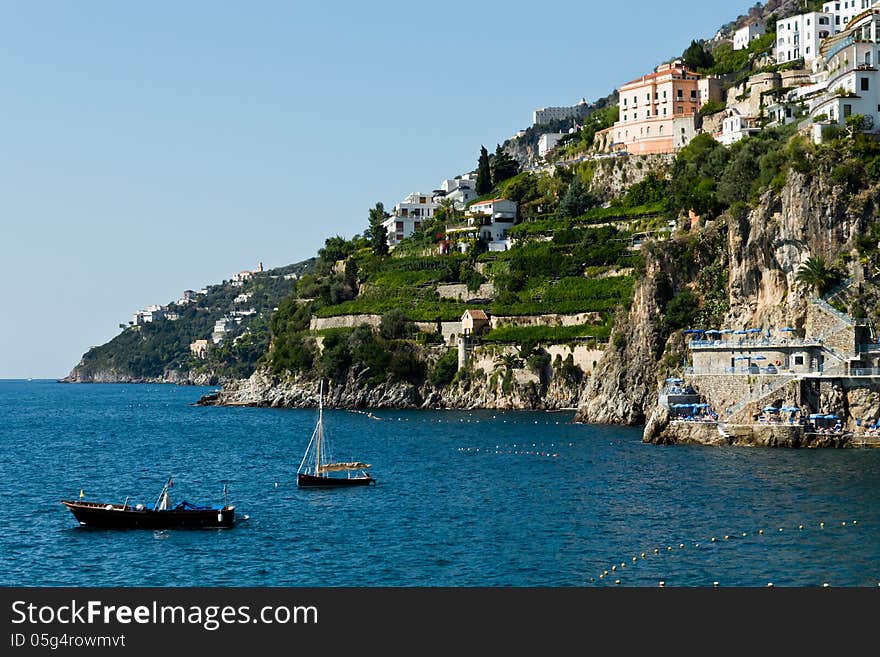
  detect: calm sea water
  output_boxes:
[1,379,878,587]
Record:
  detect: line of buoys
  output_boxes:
[596,517,866,587]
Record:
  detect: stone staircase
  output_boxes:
[722,374,798,423]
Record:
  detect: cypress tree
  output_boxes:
[476,145,492,195]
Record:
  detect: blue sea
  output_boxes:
[1,379,878,587]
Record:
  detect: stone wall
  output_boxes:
[436,283,495,300]
[490,312,603,329]
[805,303,855,357]
[310,314,382,331]
[545,345,605,376]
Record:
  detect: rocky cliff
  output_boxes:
[61,364,226,386]
[198,347,586,412]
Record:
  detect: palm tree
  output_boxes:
[795,256,838,297]
[494,352,523,374]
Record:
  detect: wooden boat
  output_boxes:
[297,381,375,488]
[61,478,235,529]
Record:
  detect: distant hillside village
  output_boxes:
[127,262,307,361]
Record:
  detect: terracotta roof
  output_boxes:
[621,66,697,88]
[464,309,489,320]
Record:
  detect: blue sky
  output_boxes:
[0,0,752,378]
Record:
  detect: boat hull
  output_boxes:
[61,501,235,529]
[297,473,374,488]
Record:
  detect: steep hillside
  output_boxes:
[63,259,316,384]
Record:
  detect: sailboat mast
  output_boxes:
[316,380,323,474]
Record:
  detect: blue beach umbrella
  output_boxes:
[780,327,795,332]
[747,328,762,333]
[752,355,767,360]
[763,406,780,412]
[734,330,748,335]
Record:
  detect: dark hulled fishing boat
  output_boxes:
[61,478,235,529]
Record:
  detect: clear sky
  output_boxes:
[0,0,753,379]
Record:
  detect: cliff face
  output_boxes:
[572,259,665,425]
[576,165,879,429]
[198,352,586,412]
[60,364,224,387]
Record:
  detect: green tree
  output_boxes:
[491,144,520,185]
[428,348,459,387]
[379,308,411,340]
[556,175,597,218]
[795,256,839,296]
[366,202,390,256]
[683,40,714,71]
[476,145,492,195]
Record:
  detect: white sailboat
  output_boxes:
[296,381,374,488]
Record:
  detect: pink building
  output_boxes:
[613,61,703,155]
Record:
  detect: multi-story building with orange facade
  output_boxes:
[612,60,704,154]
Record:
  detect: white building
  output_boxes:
[532,98,590,126]
[809,9,880,137]
[538,132,565,157]
[130,304,165,326]
[382,191,439,247]
[466,198,517,224]
[432,175,477,210]
[717,108,761,145]
[234,292,252,304]
[823,0,875,31]
[775,11,834,65]
[212,316,237,345]
[466,198,517,251]
[733,21,765,50]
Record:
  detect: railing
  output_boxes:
[850,368,880,376]
[822,276,854,304]
[689,337,822,349]
[812,297,854,326]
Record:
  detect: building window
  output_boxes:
[794,355,804,365]
[395,221,404,231]
[844,104,852,117]
[861,77,869,91]
[676,106,683,114]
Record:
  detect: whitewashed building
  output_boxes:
[823,0,875,31]
[775,11,835,65]
[432,175,477,210]
[538,132,565,157]
[382,191,439,246]
[733,21,765,50]
[466,198,517,251]
[131,304,165,326]
[809,8,880,136]
[717,108,761,145]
